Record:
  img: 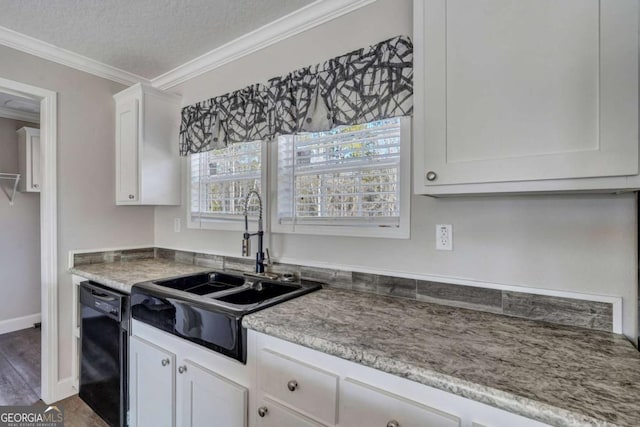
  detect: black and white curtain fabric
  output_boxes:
[179,35,413,156]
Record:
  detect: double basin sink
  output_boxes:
[150,271,317,309]
[130,270,322,362]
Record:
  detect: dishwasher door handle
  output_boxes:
[91,290,118,302]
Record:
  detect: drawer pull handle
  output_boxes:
[287,380,298,392]
[128,194,135,200]
[161,358,170,367]
[178,365,187,374]
[258,406,268,417]
[387,421,400,427]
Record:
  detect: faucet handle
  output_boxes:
[265,248,272,267]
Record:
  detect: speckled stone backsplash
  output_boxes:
[73,247,613,332]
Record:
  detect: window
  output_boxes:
[272,117,410,238]
[189,140,264,230]
[188,118,410,237]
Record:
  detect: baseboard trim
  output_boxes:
[0,313,41,335]
[41,377,77,405]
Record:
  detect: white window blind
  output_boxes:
[190,140,262,222]
[276,118,402,228]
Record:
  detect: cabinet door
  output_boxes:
[115,98,139,203]
[340,378,460,427]
[17,128,40,193]
[29,132,40,192]
[415,0,639,188]
[256,398,325,427]
[177,359,247,427]
[129,336,175,427]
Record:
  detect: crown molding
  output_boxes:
[0,26,147,86]
[151,0,377,90]
[0,0,375,90]
[0,106,39,123]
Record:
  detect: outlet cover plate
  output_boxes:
[436,224,453,251]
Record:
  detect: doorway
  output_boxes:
[0,77,57,404]
[0,92,41,404]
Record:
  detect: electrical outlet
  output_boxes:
[436,224,453,251]
[174,218,181,233]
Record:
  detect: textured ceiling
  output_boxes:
[0,92,40,113]
[0,0,315,78]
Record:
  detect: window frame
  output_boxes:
[269,116,412,239]
[186,141,269,232]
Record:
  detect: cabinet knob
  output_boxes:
[161,358,170,367]
[287,380,298,392]
[426,171,437,181]
[33,184,39,189]
[178,365,187,374]
[387,421,400,427]
[128,194,135,200]
[257,406,268,418]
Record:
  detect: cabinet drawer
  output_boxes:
[256,398,326,427]
[340,378,460,427]
[259,349,338,424]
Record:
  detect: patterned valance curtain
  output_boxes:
[179,35,413,156]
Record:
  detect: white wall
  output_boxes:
[0,45,155,380]
[0,117,40,326]
[155,0,638,340]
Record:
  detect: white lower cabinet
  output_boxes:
[178,360,248,427]
[251,330,550,427]
[340,378,459,427]
[129,321,249,427]
[129,323,550,427]
[130,336,175,427]
[256,398,326,427]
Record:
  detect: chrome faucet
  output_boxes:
[242,190,266,273]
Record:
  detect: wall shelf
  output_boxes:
[0,173,21,205]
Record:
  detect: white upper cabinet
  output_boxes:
[114,83,181,205]
[413,0,640,195]
[16,127,40,193]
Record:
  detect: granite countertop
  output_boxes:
[69,259,210,293]
[243,288,640,427]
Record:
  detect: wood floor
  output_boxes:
[46,395,109,427]
[0,327,40,405]
[0,327,108,427]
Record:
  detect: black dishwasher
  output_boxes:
[79,281,129,427]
